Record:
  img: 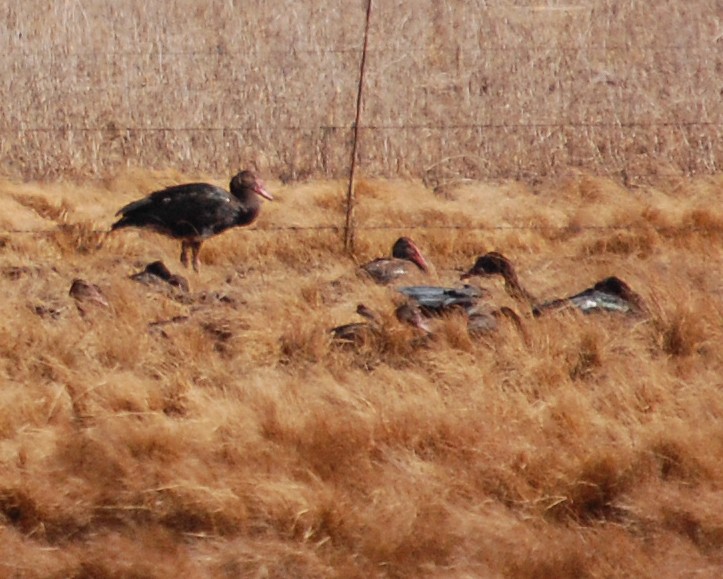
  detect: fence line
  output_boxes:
[2,224,716,236]
[2,121,720,132]
[0,43,712,58]
[1,3,720,185]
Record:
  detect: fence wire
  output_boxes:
[0,2,720,185]
[1,223,716,236]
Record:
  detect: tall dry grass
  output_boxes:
[0,0,720,180]
[0,170,720,577]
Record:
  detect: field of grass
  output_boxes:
[0,170,720,577]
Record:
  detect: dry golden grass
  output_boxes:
[0,170,720,577]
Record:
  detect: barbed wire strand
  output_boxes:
[0,224,716,236]
[0,43,715,59]
[3,120,720,133]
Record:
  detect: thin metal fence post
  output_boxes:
[344,0,373,255]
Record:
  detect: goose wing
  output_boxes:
[397,285,485,314]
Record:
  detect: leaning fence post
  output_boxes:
[344,0,373,254]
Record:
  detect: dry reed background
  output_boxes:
[0,1,722,578]
[0,0,720,182]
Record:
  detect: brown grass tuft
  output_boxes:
[568,328,605,380]
[546,452,635,524]
[655,309,710,358]
[583,229,658,258]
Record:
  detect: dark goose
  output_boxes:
[532,276,645,316]
[461,252,644,316]
[112,170,272,272]
[331,302,430,346]
[396,284,486,317]
[130,260,190,293]
[361,237,430,284]
[398,283,525,338]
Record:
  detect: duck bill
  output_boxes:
[461,268,492,281]
[255,183,274,200]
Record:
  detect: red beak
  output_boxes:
[411,248,430,273]
[255,181,273,201]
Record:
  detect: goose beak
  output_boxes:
[416,317,432,334]
[411,248,430,273]
[255,182,274,201]
[460,269,474,280]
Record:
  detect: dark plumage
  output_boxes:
[112,170,272,272]
[461,252,645,316]
[396,284,487,316]
[330,304,384,346]
[69,278,109,315]
[397,283,525,339]
[532,276,645,316]
[330,302,430,347]
[394,303,432,334]
[361,237,430,284]
[467,306,527,339]
[460,252,536,305]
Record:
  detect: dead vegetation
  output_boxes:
[0,1,720,180]
[0,2,719,574]
[0,171,719,577]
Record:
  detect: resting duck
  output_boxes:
[360,237,430,284]
[330,304,382,346]
[461,252,644,316]
[394,302,433,334]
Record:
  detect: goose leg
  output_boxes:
[190,241,203,273]
[180,241,191,269]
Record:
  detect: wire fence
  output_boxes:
[1,0,720,181]
[1,223,716,237]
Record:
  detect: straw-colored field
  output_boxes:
[2,1,720,180]
[0,170,721,577]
